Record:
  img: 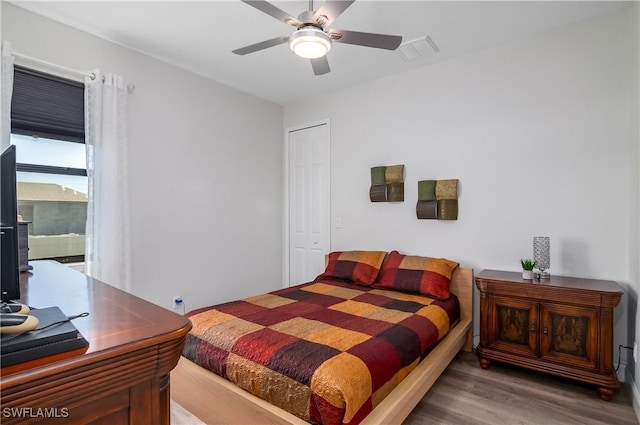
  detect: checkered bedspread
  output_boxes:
[183,278,460,425]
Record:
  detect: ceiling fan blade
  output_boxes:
[241,0,301,26]
[311,56,331,76]
[232,36,290,55]
[329,29,402,50]
[313,0,355,27]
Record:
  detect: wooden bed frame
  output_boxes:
[171,267,473,425]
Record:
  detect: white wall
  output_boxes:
[630,1,640,420]
[2,3,284,310]
[284,7,639,383]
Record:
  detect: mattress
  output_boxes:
[183,277,460,425]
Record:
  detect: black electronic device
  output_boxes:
[1,144,20,302]
[0,306,89,366]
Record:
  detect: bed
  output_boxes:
[171,251,473,425]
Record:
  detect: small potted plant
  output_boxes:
[521,258,536,280]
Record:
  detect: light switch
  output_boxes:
[335,217,342,229]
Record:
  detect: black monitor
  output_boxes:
[1,144,20,302]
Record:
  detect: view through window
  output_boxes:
[11,134,87,262]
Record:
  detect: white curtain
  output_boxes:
[84,70,131,292]
[1,41,14,151]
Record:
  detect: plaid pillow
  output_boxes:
[373,250,459,299]
[317,251,387,285]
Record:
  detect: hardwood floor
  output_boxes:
[171,351,639,425]
[404,351,638,425]
[171,399,206,425]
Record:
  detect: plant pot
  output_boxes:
[522,270,533,280]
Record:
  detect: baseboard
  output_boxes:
[628,368,640,423]
[618,363,627,383]
[633,382,640,423]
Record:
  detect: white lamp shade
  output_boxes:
[289,28,332,59]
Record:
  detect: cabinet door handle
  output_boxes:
[529,321,536,333]
[543,323,549,340]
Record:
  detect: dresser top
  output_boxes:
[476,269,622,294]
[3,260,191,377]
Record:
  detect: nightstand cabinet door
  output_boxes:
[540,303,598,370]
[489,296,538,357]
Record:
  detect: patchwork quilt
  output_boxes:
[183,278,460,425]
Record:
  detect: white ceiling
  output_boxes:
[9,1,630,106]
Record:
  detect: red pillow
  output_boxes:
[373,250,458,299]
[317,251,387,285]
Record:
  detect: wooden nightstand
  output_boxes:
[475,269,622,401]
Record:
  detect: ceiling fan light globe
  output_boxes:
[292,40,330,58]
[289,28,332,59]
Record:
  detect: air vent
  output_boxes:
[397,36,439,61]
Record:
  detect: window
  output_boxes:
[11,66,86,263]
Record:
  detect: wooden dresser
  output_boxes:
[475,269,622,401]
[0,261,192,424]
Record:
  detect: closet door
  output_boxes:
[288,121,330,286]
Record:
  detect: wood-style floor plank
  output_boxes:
[404,351,639,425]
[171,351,639,424]
[171,399,206,425]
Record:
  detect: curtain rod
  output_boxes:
[12,50,96,80]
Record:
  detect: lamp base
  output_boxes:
[534,271,550,280]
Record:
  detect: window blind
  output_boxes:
[11,66,85,143]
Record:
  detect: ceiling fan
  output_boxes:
[233,0,403,76]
